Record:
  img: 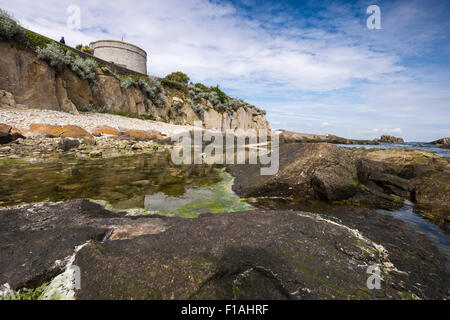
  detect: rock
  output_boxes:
[0,200,447,299]
[0,124,12,144]
[131,143,143,150]
[89,150,102,158]
[29,124,93,143]
[0,90,16,108]
[279,130,376,145]
[119,130,164,142]
[55,76,79,114]
[375,135,404,143]
[29,124,64,137]
[59,68,93,110]
[0,123,25,144]
[229,143,359,202]
[429,137,450,148]
[10,128,25,141]
[90,126,119,136]
[354,148,450,213]
[58,138,80,151]
[60,125,93,140]
[230,143,450,231]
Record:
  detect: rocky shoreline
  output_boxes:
[0,110,449,300]
[229,143,450,232]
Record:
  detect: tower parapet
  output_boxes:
[90,40,147,75]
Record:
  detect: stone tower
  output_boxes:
[89,40,147,75]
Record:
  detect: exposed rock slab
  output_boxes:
[229,143,359,201]
[229,143,450,231]
[279,130,376,145]
[0,200,447,299]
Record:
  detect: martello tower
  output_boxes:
[89,40,147,75]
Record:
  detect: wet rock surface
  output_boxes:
[229,143,450,232]
[229,143,360,201]
[0,200,448,299]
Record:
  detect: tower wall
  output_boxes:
[90,40,147,75]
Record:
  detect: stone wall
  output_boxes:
[90,40,147,75]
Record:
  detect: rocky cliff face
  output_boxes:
[0,41,269,131]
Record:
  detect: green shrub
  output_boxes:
[76,44,93,55]
[210,85,229,103]
[164,71,190,85]
[36,42,69,71]
[71,57,97,80]
[173,100,184,116]
[192,103,204,118]
[119,76,136,89]
[194,82,209,92]
[36,42,98,79]
[0,9,24,40]
[161,79,188,95]
[119,75,167,109]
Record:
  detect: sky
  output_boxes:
[1,0,449,141]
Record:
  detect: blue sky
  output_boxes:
[1,0,449,141]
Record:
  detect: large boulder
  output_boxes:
[29,124,93,141]
[430,137,450,148]
[118,129,164,142]
[29,124,64,137]
[60,125,93,140]
[0,124,25,144]
[90,126,120,136]
[229,143,450,231]
[375,135,404,143]
[0,200,448,299]
[0,90,16,108]
[229,143,359,202]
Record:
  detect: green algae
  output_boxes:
[0,283,49,300]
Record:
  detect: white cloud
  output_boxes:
[1,0,402,93]
[383,128,403,134]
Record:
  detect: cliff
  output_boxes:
[0,40,269,132]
